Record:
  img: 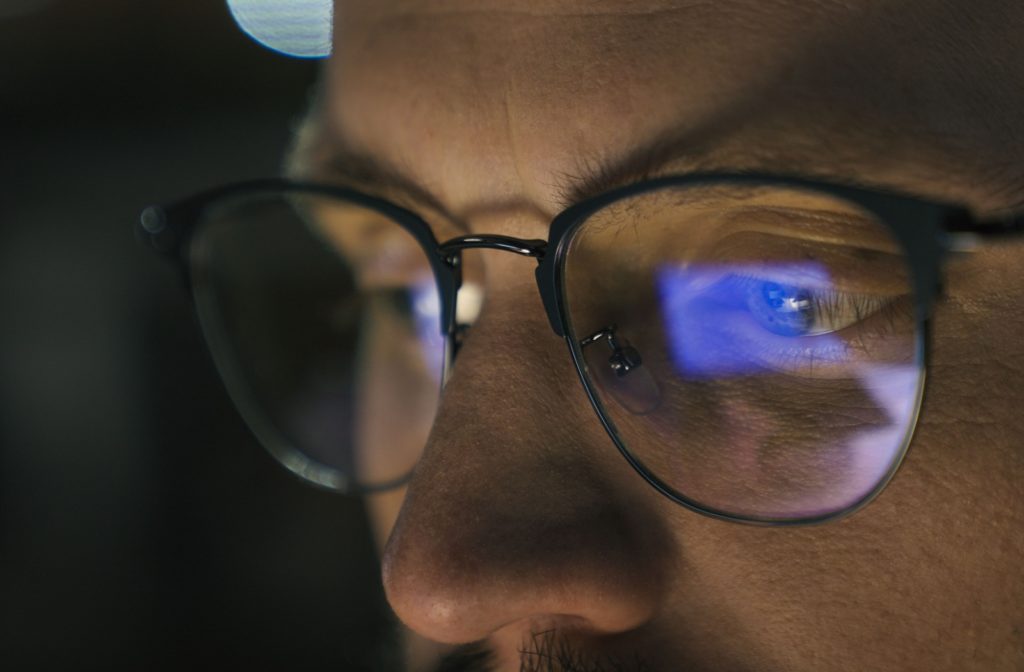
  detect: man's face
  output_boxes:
[313,1,1024,669]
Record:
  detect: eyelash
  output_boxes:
[657,271,915,378]
[721,273,896,338]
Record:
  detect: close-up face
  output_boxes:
[283,1,1024,670]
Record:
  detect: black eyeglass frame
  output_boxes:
[138,173,1024,525]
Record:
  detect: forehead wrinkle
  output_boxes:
[301,91,1024,228]
[336,8,542,218]
[327,0,1024,221]
[331,1,795,218]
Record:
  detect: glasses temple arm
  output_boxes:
[944,209,1024,238]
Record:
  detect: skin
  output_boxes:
[298,0,1024,669]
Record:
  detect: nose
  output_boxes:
[380,259,669,645]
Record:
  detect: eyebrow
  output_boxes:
[300,108,1024,221]
[320,142,458,218]
[556,126,1024,217]
[298,113,744,219]
[551,127,721,208]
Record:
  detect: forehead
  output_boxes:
[324,0,1023,220]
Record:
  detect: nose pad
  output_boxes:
[580,325,662,415]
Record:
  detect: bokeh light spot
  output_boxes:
[226,0,332,59]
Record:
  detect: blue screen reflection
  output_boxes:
[656,262,847,378]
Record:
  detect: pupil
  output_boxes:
[755,281,814,336]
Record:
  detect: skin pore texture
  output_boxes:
[297,1,1024,670]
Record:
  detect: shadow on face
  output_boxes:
[293,1,1024,670]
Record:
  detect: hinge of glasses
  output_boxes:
[943,209,1024,253]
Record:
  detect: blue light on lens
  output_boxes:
[755,282,814,336]
[656,263,844,377]
[226,0,333,59]
[411,279,445,384]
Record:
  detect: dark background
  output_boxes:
[1,2,391,669]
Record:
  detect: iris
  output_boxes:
[751,281,814,336]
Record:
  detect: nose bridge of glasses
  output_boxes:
[438,233,548,259]
[438,233,568,338]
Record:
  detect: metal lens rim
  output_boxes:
[554,178,930,526]
[188,191,439,494]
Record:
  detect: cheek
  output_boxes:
[917,242,1024,526]
[652,246,1024,667]
[581,294,920,521]
[355,300,442,551]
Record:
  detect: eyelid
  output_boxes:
[309,209,436,287]
[706,231,911,296]
[729,272,895,335]
[720,205,905,253]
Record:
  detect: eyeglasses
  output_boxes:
[138,173,1023,525]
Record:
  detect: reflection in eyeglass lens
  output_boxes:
[564,183,923,520]
[655,262,911,377]
[191,193,462,493]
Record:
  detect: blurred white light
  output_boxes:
[226,0,332,59]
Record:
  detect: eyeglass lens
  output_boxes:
[189,193,447,491]
[186,182,924,521]
[562,183,923,521]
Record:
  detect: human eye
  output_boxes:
[562,184,926,517]
[657,262,915,379]
[264,195,452,487]
[352,279,445,380]
[732,275,893,338]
